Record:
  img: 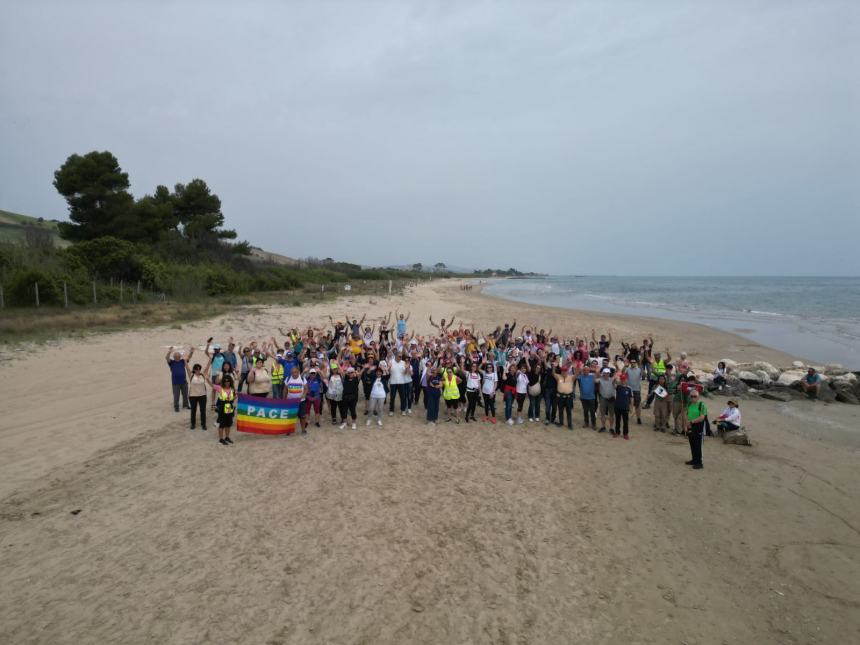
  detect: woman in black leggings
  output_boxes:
[340,367,360,430]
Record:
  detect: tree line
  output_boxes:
[0,151,436,307]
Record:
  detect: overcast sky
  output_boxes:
[1,1,858,275]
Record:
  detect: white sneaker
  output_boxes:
[389,411,394,416]
[528,417,534,422]
[407,408,412,415]
[517,417,524,425]
[351,422,356,430]
[377,419,382,426]
[366,419,371,426]
[507,419,514,426]
[339,423,346,430]
[401,411,406,416]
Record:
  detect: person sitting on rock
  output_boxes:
[801,368,822,399]
[715,400,741,436]
[713,361,728,391]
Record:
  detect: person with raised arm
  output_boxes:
[185,346,210,430]
[395,310,411,339]
[591,328,613,359]
[345,312,366,337]
[429,314,456,336]
[166,345,192,412]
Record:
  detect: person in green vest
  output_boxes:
[685,389,708,469]
[271,352,285,398]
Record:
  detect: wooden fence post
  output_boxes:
[64,282,69,308]
[0,285,4,309]
[120,280,124,304]
[93,280,97,305]
[35,282,40,307]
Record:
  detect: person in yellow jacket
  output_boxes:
[442,367,463,424]
[270,359,285,398]
[216,375,237,446]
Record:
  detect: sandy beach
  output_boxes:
[1,279,858,644]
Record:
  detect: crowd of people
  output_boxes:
[166,313,744,468]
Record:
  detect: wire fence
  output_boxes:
[0,277,432,311]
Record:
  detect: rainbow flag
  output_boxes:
[236,394,299,435]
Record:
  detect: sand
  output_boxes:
[1,279,858,644]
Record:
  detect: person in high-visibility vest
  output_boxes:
[442,367,463,423]
[216,375,236,446]
[270,359,285,399]
[644,350,672,408]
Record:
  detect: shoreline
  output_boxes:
[468,280,801,368]
[478,276,859,369]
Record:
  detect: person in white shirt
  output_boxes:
[716,400,741,435]
[464,365,482,422]
[388,352,411,416]
[366,366,387,426]
[515,365,529,425]
[481,363,498,424]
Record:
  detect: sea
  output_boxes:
[482,276,860,370]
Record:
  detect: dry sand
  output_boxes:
[1,279,858,644]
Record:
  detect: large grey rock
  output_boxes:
[737,370,764,385]
[790,381,837,402]
[753,361,780,380]
[719,358,739,370]
[718,378,749,397]
[830,372,857,385]
[760,389,796,402]
[723,428,752,446]
[792,360,805,368]
[755,370,772,387]
[832,382,859,405]
[776,370,806,387]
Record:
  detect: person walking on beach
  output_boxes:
[216,375,236,446]
[685,389,708,469]
[166,346,191,412]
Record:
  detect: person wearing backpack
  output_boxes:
[685,390,708,470]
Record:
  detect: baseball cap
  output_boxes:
[213,343,221,350]
[601,368,611,374]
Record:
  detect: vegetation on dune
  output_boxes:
[0,150,446,311]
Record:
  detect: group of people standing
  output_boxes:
[165,312,738,467]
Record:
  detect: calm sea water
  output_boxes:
[483,276,860,369]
